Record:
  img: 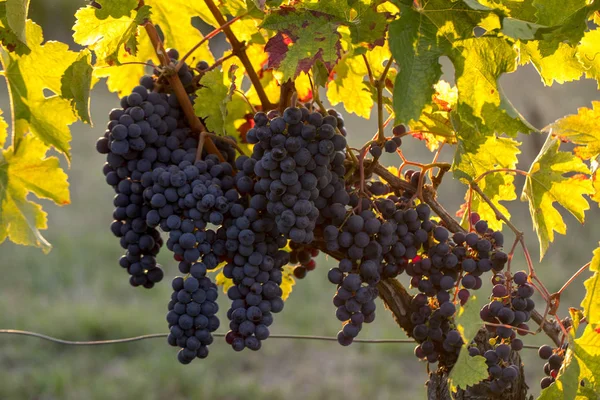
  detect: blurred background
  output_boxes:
[0,1,598,399]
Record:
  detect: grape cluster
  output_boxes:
[246,107,347,244]
[406,214,509,364]
[479,270,535,339]
[325,195,439,345]
[166,272,220,364]
[469,344,521,393]
[538,344,565,389]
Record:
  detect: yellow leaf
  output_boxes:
[577,29,600,88]
[327,52,373,118]
[521,135,593,259]
[0,134,70,253]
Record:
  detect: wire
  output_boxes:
[0,329,539,349]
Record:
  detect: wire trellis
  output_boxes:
[0,329,539,349]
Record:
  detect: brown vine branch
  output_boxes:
[176,14,245,71]
[143,21,224,162]
[204,0,273,111]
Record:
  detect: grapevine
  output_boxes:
[0,1,599,400]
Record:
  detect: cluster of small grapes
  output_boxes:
[142,156,238,271]
[166,270,220,364]
[469,343,521,393]
[246,107,347,244]
[219,106,347,352]
[407,214,509,365]
[325,195,438,345]
[480,271,534,340]
[538,344,565,389]
[220,199,289,352]
[289,243,319,279]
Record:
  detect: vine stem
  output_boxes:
[473,168,529,184]
[375,57,394,144]
[176,14,245,71]
[469,182,552,302]
[203,0,272,111]
[557,262,591,295]
[142,21,224,162]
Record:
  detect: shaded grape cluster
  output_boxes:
[538,344,565,389]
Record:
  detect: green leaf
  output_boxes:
[449,295,489,393]
[194,69,231,136]
[60,49,93,125]
[546,101,600,161]
[262,8,342,80]
[581,245,600,331]
[521,135,594,259]
[453,116,521,231]
[0,0,30,54]
[73,1,150,66]
[4,0,29,44]
[452,37,534,137]
[518,1,599,86]
[538,325,600,399]
[387,1,533,136]
[533,0,587,27]
[0,20,91,159]
[0,134,70,253]
[389,5,443,124]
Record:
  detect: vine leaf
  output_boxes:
[262,8,342,80]
[452,117,521,231]
[448,295,488,393]
[519,41,583,86]
[538,325,600,399]
[546,101,600,161]
[581,245,600,332]
[388,5,443,124]
[410,81,458,151]
[327,50,376,118]
[577,29,600,87]
[60,49,94,125]
[194,69,231,136]
[91,0,216,96]
[73,1,150,66]
[0,0,30,54]
[388,1,534,136]
[452,37,535,137]
[194,67,252,146]
[0,20,93,159]
[521,135,594,260]
[518,1,599,86]
[0,134,70,253]
[592,157,600,205]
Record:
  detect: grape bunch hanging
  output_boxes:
[96,48,538,396]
